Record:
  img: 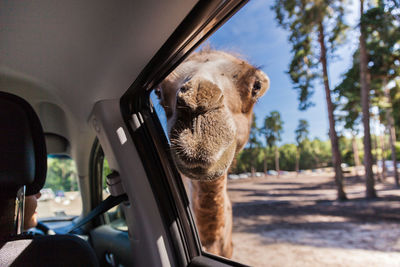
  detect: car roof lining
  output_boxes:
[1,0,198,176]
[1,0,198,122]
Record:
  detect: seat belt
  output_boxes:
[68,193,128,234]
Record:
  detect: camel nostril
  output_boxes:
[176,97,185,106]
[180,85,189,93]
[176,97,186,108]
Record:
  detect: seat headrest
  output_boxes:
[0,92,47,197]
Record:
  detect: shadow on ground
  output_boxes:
[229,173,400,253]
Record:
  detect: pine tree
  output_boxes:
[363,0,400,186]
[262,111,284,174]
[336,0,399,190]
[359,0,378,198]
[272,0,348,199]
[295,119,309,174]
[248,113,262,176]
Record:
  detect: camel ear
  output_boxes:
[252,70,269,99]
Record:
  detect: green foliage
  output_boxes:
[338,135,364,166]
[295,119,309,146]
[248,113,262,149]
[43,157,116,193]
[233,137,334,172]
[279,143,297,170]
[45,158,78,191]
[396,142,400,160]
[362,0,400,81]
[262,111,284,148]
[335,0,400,132]
[272,0,348,110]
[391,81,400,137]
[334,51,363,131]
[103,159,112,189]
[232,147,267,173]
[44,157,114,192]
[299,138,332,169]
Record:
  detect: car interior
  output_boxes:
[0,0,249,266]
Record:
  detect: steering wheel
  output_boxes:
[36,221,55,235]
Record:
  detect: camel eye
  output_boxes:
[252,80,261,97]
[155,88,162,99]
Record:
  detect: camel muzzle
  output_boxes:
[169,106,237,181]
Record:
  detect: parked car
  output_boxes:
[268,170,278,176]
[55,190,65,198]
[39,188,55,201]
[341,163,351,173]
[228,174,240,180]
[377,160,400,172]
[238,173,249,179]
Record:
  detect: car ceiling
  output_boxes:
[0,0,197,129]
[0,0,197,173]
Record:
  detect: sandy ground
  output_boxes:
[229,172,400,267]
[36,173,400,267]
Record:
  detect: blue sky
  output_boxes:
[203,0,360,145]
[152,0,361,144]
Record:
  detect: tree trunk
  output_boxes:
[264,156,268,175]
[384,83,399,186]
[251,148,256,177]
[352,135,361,177]
[296,147,300,176]
[379,134,387,180]
[264,147,269,175]
[274,146,280,176]
[373,133,382,182]
[318,21,347,200]
[388,124,399,186]
[360,0,377,198]
[312,150,321,169]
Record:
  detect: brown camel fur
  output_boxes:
[156,49,269,258]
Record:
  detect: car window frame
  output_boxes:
[88,138,107,226]
[120,0,249,265]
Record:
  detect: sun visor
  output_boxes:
[45,133,70,155]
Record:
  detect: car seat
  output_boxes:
[0,91,99,267]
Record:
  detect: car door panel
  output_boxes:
[90,225,133,267]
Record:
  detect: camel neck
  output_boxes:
[192,174,227,199]
[190,174,229,245]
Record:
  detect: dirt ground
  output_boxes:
[228,172,400,267]
[36,172,400,266]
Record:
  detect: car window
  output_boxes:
[102,158,128,232]
[36,157,82,218]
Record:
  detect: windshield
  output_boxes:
[36,157,82,218]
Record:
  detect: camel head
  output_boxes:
[156,50,269,181]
